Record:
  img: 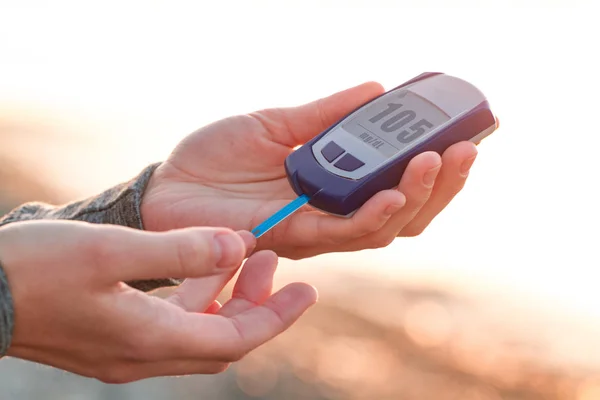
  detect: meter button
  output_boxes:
[320,141,345,162]
[334,153,365,172]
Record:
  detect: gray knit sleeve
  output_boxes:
[0,162,182,356]
[0,263,13,356]
[1,163,158,230]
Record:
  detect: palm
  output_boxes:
[144,113,307,247]
[141,82,480,259]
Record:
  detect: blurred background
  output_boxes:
[1,0,600,399]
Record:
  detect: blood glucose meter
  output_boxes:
[252,72,499,237]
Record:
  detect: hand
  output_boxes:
[141,82,479,259]
[0,220,316,383]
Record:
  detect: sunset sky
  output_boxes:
[1,0,599,366]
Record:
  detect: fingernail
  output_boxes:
[384,203,403,216]
[460,155,477,176]
[423,165,441,187]
[214,232,244,268]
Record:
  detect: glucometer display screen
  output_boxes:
[342,90,450,158]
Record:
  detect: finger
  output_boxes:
[221,283,318,359]
[307,151,441,246]
[204,301,222,314]
[281,189,406,247]
[288,148,465,251]
[171,283,317,361]
[387,151,442,236]
[256,81,385,147]
[265,152,440,251]
[165,270,236,314]
[401,142,478,236]
[94,226,256,283]
[217,251,278,317]
[165,270,238,312]
[165,251,273,313]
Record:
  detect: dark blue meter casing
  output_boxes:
[284,72,499,217]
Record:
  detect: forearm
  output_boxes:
[0,162,181,290]
[0,163,159,228]
[0,162,180,356]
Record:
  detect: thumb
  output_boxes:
[93,226,256,283]
[256,81,384,147]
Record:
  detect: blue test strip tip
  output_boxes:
[251,194,310,238]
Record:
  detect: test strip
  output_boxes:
[251,194,310,238]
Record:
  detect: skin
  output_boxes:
[0,82,479,383]
[141,82,478,259]
[0,221,316,383]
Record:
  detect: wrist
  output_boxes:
[130,163,162,231]
[139,162,214,233]
[139,163,167,232]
